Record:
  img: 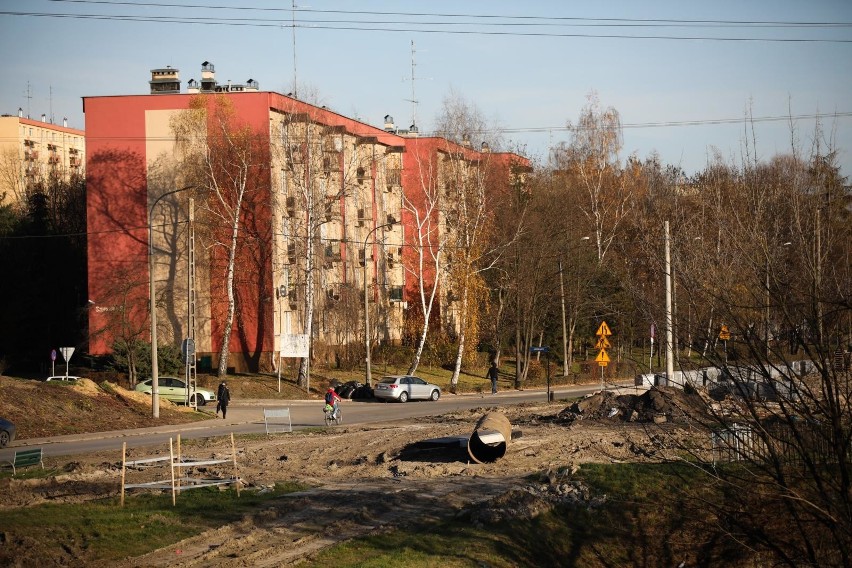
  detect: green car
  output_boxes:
[134,377,216,406]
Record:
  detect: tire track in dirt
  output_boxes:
[120,477,523,567]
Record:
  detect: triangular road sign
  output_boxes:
[595,349,610,363]
[595,336,611,349]
[595,321,612,337]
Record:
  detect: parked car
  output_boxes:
[0,417,15,447]
[46,375,81,382]
[134,377,216,406]
[334,380,373,399]
[373,375,441,403]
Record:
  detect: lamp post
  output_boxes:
[560,236,590,376]
[149,186,194,419]
[364,222,392,387]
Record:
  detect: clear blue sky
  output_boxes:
[2,0,850,177]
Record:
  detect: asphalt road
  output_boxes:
[1,381,633,460]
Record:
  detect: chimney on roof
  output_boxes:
[63,117,68,127]
[384,115,395,132]
[461,134,471,148]
[200,61,216,92]
[149,66,181,94]
[41,113,47,123]
[481,141,490,153]
[18,108,23,118]
[408,124,418,137]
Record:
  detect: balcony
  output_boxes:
[386,168,401,190]
[322,151,341,172]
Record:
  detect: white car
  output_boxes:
[134,377,216,406]
[373,375,441,403]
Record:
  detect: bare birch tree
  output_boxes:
[272,111,370,388]
[172,95,270,378]
[433,92,521,391]
[402,142,446,376]
[555,92,634,264]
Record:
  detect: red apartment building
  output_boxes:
[84,63,528,372]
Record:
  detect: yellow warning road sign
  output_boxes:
[719,325,731,341]
[595,321,612,337]
[595,336,611,349]
[595,349,610,364]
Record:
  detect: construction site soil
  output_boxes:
[0,376,714,566]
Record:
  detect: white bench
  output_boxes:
[263,408,292,434]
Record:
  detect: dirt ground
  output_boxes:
[0,377,712,566]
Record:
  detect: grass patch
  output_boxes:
[0,481,310,566]
[0,466,64,481]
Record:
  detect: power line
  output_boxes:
[2,111,848,143]
[45,1,852,27]
[3,8,850,43]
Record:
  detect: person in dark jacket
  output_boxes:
[216,381,227,415]
[218,382,231,419]
[487,362,499,394]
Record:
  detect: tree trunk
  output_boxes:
[216,206,241,378]
[449,283,471,393]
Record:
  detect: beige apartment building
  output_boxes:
[0,111,85,206]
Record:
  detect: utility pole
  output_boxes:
[559,260,568,377]
[665,221,675,382]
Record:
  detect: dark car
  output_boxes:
[0,417,16,447]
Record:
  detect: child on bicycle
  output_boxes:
[325,387,342,419]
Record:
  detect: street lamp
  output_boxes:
[560,236,590,376]
[149,186,194,419]
[364,222,392,387]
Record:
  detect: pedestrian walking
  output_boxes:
[218,382,231,419]
[216,381,226,415]
[487,362,499,394]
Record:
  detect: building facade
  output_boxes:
[85,63,528,373]
[0,111,85,206]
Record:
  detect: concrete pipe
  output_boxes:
[467,412,512,464]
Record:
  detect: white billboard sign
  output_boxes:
[279,334,309,358]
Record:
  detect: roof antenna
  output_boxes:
[405,40,418,129]
[291,0,298,98]
[24,81,32,119]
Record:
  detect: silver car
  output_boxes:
[134,377,216,406]
[373,375,441,403]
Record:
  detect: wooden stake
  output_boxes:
[231,432,240,497]
[120,442,126,507]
